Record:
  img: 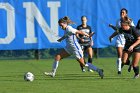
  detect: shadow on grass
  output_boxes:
[0,73,134,82]
[42,73,134,81]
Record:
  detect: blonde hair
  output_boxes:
[58,16,74,25]
[121,16,131,26]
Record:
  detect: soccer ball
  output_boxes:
[24,72,34,82]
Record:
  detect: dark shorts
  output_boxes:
[81,45,91,51]
[124,45,140,52]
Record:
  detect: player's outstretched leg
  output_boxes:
[44,61,59,77]
[85,63,104,79]
[44,72,55,77]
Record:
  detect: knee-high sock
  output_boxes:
[80,58,86,70]
[85,63,99,72]
[88,58,92,63]
[52,61,59,73]
[133,66,139,75]
[80,63,84,70]
[88,58,92,70]
[117,58,122,72]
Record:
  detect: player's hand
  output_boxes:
[80,39,84,43]
[89,32,95,37]
[85,33,89,37]
[128,45,134,52]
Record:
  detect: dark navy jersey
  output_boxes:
[77,25,92,46]
[118,26,140,50]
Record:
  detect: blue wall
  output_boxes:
[0,0,140,50]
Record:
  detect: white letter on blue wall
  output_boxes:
[48,1,60,37]
[0,3,15,44]
[23,2,60,43]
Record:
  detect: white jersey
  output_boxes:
[64,25,83,59]
[115,19,135,47]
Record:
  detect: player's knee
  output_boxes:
[77,58,85,66]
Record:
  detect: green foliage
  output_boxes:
[0,46,117,59]
[98,46,117,57]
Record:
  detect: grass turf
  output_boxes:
[0,58,140,93]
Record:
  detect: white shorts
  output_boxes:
[116,34,125,47]
[116,40,125,47]
[64,47,83,59]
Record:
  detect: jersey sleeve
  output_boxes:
[118,28,122,33]
[134,29,140,37]
[89,26,92,34]
[67,26,77,34]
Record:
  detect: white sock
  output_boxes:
[117,58,122,72]
[52,61,59,73]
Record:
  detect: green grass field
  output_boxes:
[0,58,140,93]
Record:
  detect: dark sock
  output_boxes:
[125,60,130,65]
[88,58,92,63]
[133,66,139,75]
[84,58,86,64]
[121,63,124,68]
[80,64,84,70]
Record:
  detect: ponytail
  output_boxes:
[121,16,131,26]
[58,16,75,25]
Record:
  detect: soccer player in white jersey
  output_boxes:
[109,8,134,75]
[44,16,104,79]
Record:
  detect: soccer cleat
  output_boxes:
[82,68,86,72]
[98,69,104,79]
[88,69,94,72]
[118,71,121,75]
[133,74,139,79]
[44,72,55,77]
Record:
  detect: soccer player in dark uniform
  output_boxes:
[110,18,140,78]
[109,8,134,75]
[77,16,94,72]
